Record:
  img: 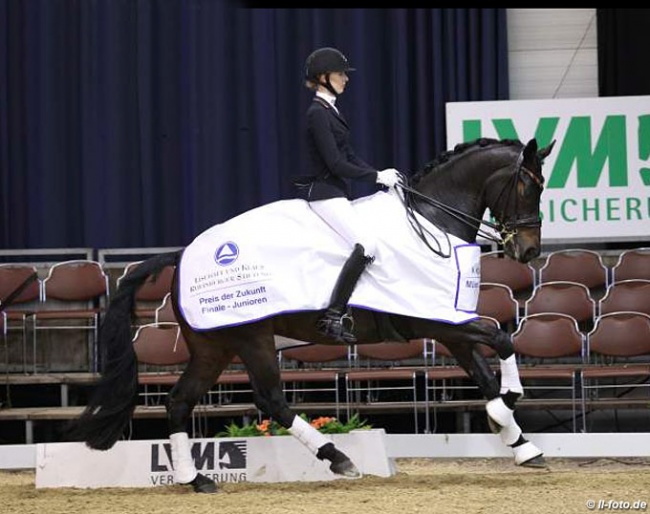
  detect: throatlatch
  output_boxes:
[317,243,373,343]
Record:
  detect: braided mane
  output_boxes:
[410,138,522,185]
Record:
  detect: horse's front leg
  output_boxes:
[480,325,525,429]
[233,326,361,478]
[442,323,545,468]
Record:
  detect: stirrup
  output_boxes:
[317,311,357,343]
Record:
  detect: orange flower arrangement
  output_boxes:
[217,413,371,437]
[310,416,335,429]
[256,419,273,436]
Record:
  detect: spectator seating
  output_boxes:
[28,260,109,374]
[538,249,608,300]
[346,340,428,433]
[512,313,586,432]
[598,279,650,316]
[581,311,650,432]
[480,250,536,308]
[132,321,190,406]
[610,247,650,282]
[117,261,175,326]
[477,282,519,333]
[524,281,596,332]
[0,264,40,372]
[280,344,351,419]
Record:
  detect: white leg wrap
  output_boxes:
[499,355,523,396]
[513,441,544,465]
[498,419,523,446]
[486,397,515,428]
[170,432,198,484]
[288,415,331,455]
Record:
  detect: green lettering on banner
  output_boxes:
[492,119,518,139]
[582,198,600,221]
[531,118,559,149]
[492,118,559,149]
[626,197,642,220]
[639,115,650,186]
[547,196,650,223]
[606,198,621,221]
[548,115,628,189]
[463,120,482,141]
[561,199,577,222]
[462,117,558,148]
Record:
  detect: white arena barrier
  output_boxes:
[35,429,395,489]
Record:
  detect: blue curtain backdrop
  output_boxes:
[597,9,650,97]
[0,2,509,249]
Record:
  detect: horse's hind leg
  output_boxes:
[442,323,545,468]
[230,321,361,478]
[166,329,236,494]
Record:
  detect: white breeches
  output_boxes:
[309,198,377,257]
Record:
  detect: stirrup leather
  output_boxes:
[317,310,356,343]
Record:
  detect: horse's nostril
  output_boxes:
[522,246,540,263]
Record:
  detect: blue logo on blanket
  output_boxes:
[215,242,239,266]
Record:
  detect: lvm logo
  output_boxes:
[149,440,247,485]
[449,98,650,234]
[461,114,650,189]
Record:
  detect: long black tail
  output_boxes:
[66,250,182,450]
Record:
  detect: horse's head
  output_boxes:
[486,138,555,263]
[407,137,555,262]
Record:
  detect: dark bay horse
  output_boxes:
[68,137,555,493]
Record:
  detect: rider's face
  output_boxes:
[326,71,348,94]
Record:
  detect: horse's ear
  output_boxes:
[522,138,538,165]
[538,139,556,161]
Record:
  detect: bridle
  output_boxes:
[397,147,544,257]
[488,149,544,246]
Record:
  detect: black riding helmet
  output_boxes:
[304,47,356,96]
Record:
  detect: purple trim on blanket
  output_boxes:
[453,243,481,313]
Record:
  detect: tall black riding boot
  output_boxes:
[317,243,373,343]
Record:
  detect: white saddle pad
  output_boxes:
[178,190,480,330]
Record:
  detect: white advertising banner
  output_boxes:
[35,429,395,489]
[446,96,650,243]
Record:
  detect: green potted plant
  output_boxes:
[216,413,372,438]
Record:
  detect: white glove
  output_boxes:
[376,168,402,188]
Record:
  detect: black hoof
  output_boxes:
[520,455,548,469]
[189,473,218,494]
[330,458,361,478]
[317,442,361,478]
